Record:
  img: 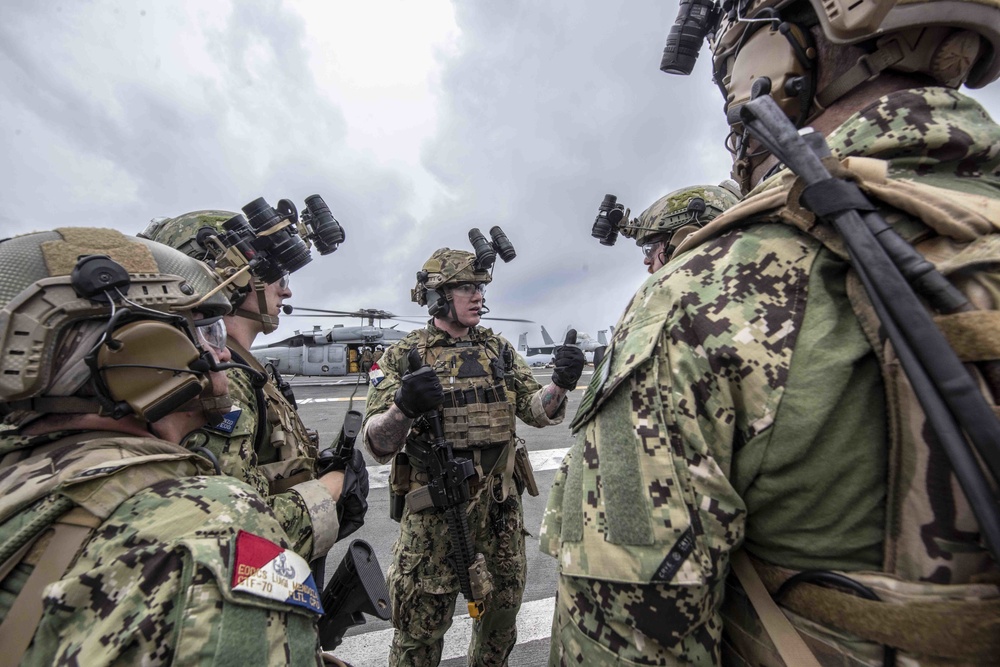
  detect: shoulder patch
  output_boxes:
[208,408,242,434]
[231,530,323,614]
[369,362,385,387]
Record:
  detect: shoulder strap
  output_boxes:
[0,506,103,667]
[730,550,823,667]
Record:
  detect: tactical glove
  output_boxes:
[551,330,586,390]
[333,448,369,542]
[393,365,444,418]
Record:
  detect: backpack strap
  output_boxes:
[0,506,103,667]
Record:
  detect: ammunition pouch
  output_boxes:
[440,383,514,450]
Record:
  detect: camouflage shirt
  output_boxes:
[541,88,1000,664]
[362,322,564,464]
[0,429,322,666]
[185,338,334,563]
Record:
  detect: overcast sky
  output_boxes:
[3,1,999,347]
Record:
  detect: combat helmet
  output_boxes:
[412,248,492,319]
[140,210,283,334]
[661,0,1000,192]
[621,182,742,248]
[0,228,232,424]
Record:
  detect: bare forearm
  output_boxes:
[541,383,568,418]
[364,404,413,461]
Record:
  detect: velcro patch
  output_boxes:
[209,408,242,434]
[231,530,322,614]
[369,363,385,387]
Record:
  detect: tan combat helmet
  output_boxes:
[411,248,493,319]
[712,0,1000,105]
[620,182,742,250]
[140,210,283,334]
[662,0,1000,192]
[0,228,231,424]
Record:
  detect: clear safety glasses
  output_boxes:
[196,318,228,353]
[451,282,488,297]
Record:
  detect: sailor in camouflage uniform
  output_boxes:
[141,212,368,564]
[0,228,327,665]
[363,248,586,666]
[543,0,1000,665]
[619,183,741,273]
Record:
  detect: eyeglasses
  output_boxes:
[641,239,667,260]
[276,274,290,290]
[450,282,487,297]
[196,318,228,353]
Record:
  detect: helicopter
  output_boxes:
[251,307,532,376]
[249,308,418,376]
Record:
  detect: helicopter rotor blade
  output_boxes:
[480,316,535,323]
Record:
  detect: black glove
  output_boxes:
[393,365,444,418]
[551,330,586,390]
[333,448,369,542]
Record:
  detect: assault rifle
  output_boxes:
[740,95,1000,562]
[407,349,493,618]
[317,539,391,651]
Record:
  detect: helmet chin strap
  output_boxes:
[234,279,279,334]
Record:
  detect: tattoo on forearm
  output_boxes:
[366,406,413,459]
[541,383,567,418]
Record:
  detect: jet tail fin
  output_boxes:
[540,326,555,346]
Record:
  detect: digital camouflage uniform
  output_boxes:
[141,212,336,562]
[364,322,564,667]
[0,430,323,666]
[541,88,1000,666]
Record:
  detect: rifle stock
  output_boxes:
[318,539,390,651]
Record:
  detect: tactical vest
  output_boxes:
[0,431,212,665]
[410,328,515,454]
[398,328,516,486]
[676,157,1000,665]
[229,341,319,494]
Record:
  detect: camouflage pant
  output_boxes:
[387,480,526,667]
[548,574,723,666]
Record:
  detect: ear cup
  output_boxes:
[426,289,450,319]
[725,21,816,126]
[96,320,208,422]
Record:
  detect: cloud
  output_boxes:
[2,0,998,346]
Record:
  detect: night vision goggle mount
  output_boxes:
[194,194,346,307]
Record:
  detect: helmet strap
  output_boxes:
[234,280,279,334]
[815,39,904,109]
